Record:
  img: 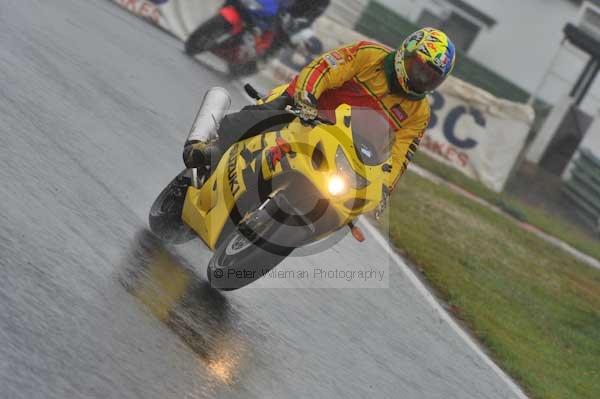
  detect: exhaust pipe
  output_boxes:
[186,87,232,144]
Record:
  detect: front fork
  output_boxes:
[191,168,202,189]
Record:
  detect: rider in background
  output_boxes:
[268,0,330,56]
[282,0,330,35]
[184,28,455,205]
[184,0,330,74]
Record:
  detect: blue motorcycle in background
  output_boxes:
[184,0,291,76]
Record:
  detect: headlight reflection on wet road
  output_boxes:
[119,230,249,387]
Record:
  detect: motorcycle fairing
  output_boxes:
[220,6,244,35]
[182,87,388,251]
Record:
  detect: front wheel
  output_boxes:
[185,15,232,56]
[207,198,295,291]
[149,170,197,245]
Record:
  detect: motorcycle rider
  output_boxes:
[246,0,331,73]
[184,28,456,202]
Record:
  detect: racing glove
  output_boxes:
[293,91,318,122]
[374,186,390,220]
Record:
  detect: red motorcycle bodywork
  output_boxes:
[213,6,276,64]
[219,6,244,35]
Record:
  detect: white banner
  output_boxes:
[110,0,220,39]
[422,77,534,191]
[111,0,535,192]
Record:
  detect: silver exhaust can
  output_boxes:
[186,87,232,143]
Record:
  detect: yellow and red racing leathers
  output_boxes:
[287,41,431,191]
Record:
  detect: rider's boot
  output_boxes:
[182,91,293,175]
[182,139,223,173]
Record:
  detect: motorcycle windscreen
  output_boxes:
[351,108,395,166]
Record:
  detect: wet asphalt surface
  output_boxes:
[0,0,521,398]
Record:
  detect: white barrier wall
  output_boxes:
[112,0,535,192]
[423,77,534,191]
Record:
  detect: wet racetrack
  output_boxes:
[1,1,523,397]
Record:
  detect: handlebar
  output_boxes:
[284,105,334,126]
[243,83,333,125]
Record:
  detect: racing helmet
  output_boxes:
[395,28,456,99]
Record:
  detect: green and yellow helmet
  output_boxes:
[395,28,456,99]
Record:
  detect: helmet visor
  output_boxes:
[404,54,444,95]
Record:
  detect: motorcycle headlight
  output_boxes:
[328,175,347,197]
[335,147,370,190]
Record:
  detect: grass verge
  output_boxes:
[412,152,600,261]
[382,172,600,399]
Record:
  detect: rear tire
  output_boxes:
[207,198,295,291]
[149,170,197,245]
[185,15,232,56]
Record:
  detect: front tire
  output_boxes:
[149,170,197,245]
[207,198,295,291]
[185,15,232,56]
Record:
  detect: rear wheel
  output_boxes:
[185,15,232,56]
[207,197,295,291]
[149,170,197,245]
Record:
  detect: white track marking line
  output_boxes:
[362,220,529,399]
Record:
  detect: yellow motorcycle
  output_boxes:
[149,84,393,290]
